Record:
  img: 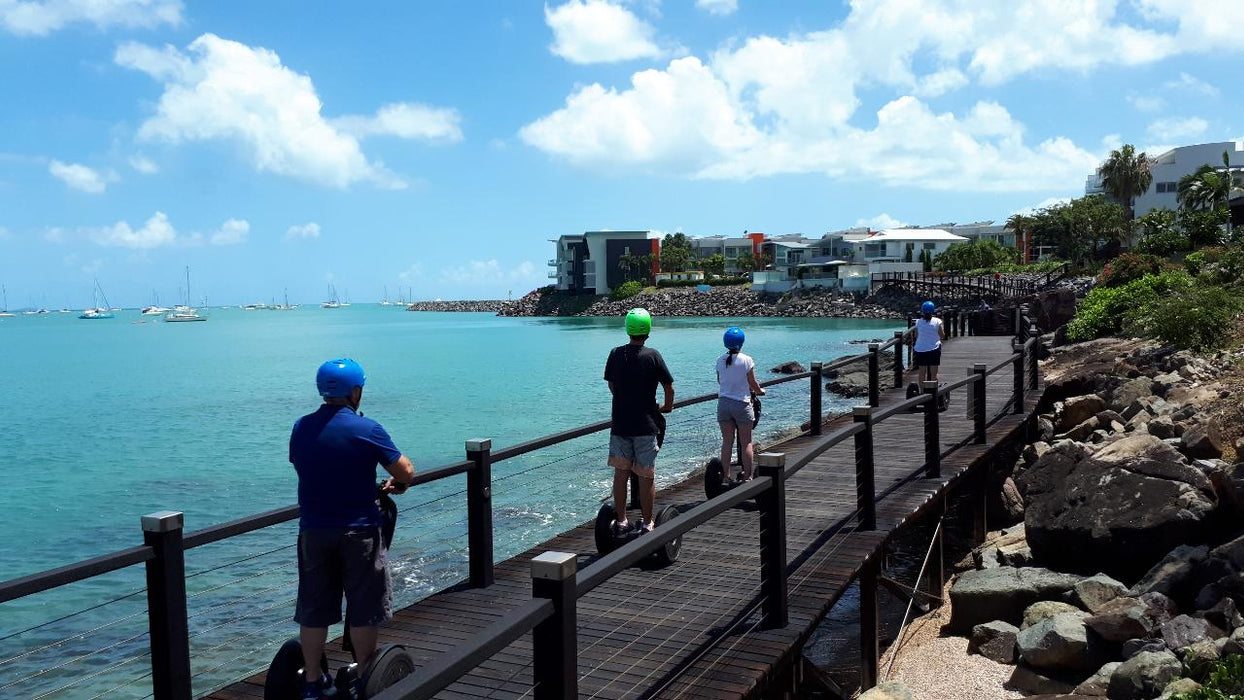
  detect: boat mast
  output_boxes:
[185,266,191,308]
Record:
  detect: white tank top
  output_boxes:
[716,352,755,402]
[914,317,943,352]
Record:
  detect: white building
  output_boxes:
[549,230,657,295]
[1090,141,1244,220]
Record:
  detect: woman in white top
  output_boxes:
[716,326,765,480]
[913,300,948,382]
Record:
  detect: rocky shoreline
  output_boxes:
[497,284,906,319]
[406,300,506,312]
[883,337,1244,700]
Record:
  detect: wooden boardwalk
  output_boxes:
[206,335,1037,700]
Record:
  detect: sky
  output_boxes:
[0,0,1241,306]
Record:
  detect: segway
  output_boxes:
[264,487,416,699]
[594,407,681,565]
[907,381,950,412]
[703,394,762,499]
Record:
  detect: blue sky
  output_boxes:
[0,0,1240,305]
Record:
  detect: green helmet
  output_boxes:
[625,308,652,336]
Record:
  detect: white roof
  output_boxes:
[852,228,969,244]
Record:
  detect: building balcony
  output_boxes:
[547,270,558,278]
[548,259,558,266]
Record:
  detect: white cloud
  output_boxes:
[856,213,907,229]
[128,154,158,173]
[285,222,320,240]
[695,0,737,16]
[332,102,463,143]
[1164,71,1219,98]
[49,160,107,193]
[1011,196,1073,216]
[439,259,540,286]
[1147,116,1209,142]
[397,263,424,281]
[1126,94,1166,113]
[545,0,661,64]
[0,0,181,36]
[115,34,458,189]
[522,0,1244,191]
[209,218,248,245]
[87,211,177,249]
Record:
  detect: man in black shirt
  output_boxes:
[603,308,674,534]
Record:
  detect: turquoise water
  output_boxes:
[0,307,900,698]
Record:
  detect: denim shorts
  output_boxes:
[608,434,659,478]
[716,397,755,426]
[294,527,392,627]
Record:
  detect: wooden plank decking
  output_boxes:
[205,335,1039,700]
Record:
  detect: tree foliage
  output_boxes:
[700,253,726,277]
[1097,144,1153,219]
[933,240,1019,271]
[1178,164,1232,212]
[1028,195,1129,263]
[617,253,653,284]
[658,232,692,272]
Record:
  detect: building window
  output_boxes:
[923,242,936,251]
[1155,181,1177,194]
[864,243,884,258]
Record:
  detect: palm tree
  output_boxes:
[1097,144,1153,220]
[1006,213,1034,264]
[1177,165,1230,212]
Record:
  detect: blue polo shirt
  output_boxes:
[290,404,404,529]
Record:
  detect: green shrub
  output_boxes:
[933,240,1019,271]
[1097,253,1167,287]
[1134,228,1192,256]
[610,280,643,300]
[1172,654,1244,699]
[1065,272,1192,343]
[1185,249,1213,276]
[1128,284,1244,351]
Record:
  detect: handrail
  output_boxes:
[371,598,554,700]
[938,373,978,395]
[0,545,154,604]
[785,422,864,479]
[870,394,930,423]
[184,505,301,550]
[576,477,769,596]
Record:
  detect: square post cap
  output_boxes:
[756,452,786,468]
[141,511,184,533]
[920,380,939,391]
[973,362,987,371]
[531,551,577,581]
[852,406,872,418]
[466,438,492,452]
[810,361,823,370]
[868,343,880,351]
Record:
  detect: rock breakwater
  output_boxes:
[497,285,903,319]
[406,300,506,312]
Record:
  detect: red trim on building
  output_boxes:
[650,238,661,276]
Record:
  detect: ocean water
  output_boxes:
[0,307,901,698]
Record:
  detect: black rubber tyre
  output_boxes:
[263,639,328,700]
[906,382,919,400]
[704,458,727,500]
[594,503,617,555]
[938,389,950,412]
[362,643,415,698]
[652,505,681,566]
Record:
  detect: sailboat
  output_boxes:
[321,284,342,309]
[78,280,115,319]
[0,286,13,317]
[270,288,295,310]
[141,291,170,316]
[379,286,394,306]
[165,267,206,322]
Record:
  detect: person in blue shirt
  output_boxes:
[289,358,415,699]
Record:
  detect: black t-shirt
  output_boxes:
[604,343,674,437]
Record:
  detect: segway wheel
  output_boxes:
[704,458,727,500]
[594,503,618,555]
[652,505,681,566]
[906,382,919,400]
[362,643,416,698]
[264,639,328,700]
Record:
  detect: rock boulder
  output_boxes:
[948,567,1082,633]
[769,361,806,374]
[1075,574,1129,614]
[969,620,1019,664]
[1107,650,1181,700]
[1016,613,1100,672]
[1058,395,1107,433]
[824,367,870,398]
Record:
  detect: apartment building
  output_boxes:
[548,230,658,295]
[688,233,766,273]
[1088,141,1244,223]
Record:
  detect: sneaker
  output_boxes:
[303,673,334,699]
[611,520,631,538]
[640,521,656,534]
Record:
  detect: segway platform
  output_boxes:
[593,503,681,565]
[906,382,950,412]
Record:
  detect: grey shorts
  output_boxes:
[295,527,392,628]
[717,397,754,426]
[608,434,659,478]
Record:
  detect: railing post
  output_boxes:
[1013,306,1022,339]
[1028,324,1040,390]
[756,453,788,630]
[891,331,904,388]
[1012,340,1025,415]
[531,552,577,700]
[142,511,191,700]
[922,381,940,478]
[867,343,880,408]
[810,362,823,436]
[853,407,875,531]
[466,438,494,588]
[860,558,879,692]
[973,363,987,444]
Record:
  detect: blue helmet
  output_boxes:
[723,326,745,350]
[921,301,935,315]
[317,358,366,398]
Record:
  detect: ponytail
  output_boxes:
[726,348,738,366]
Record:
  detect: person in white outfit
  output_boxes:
[913,300,948,382]
[716,326,765,480]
